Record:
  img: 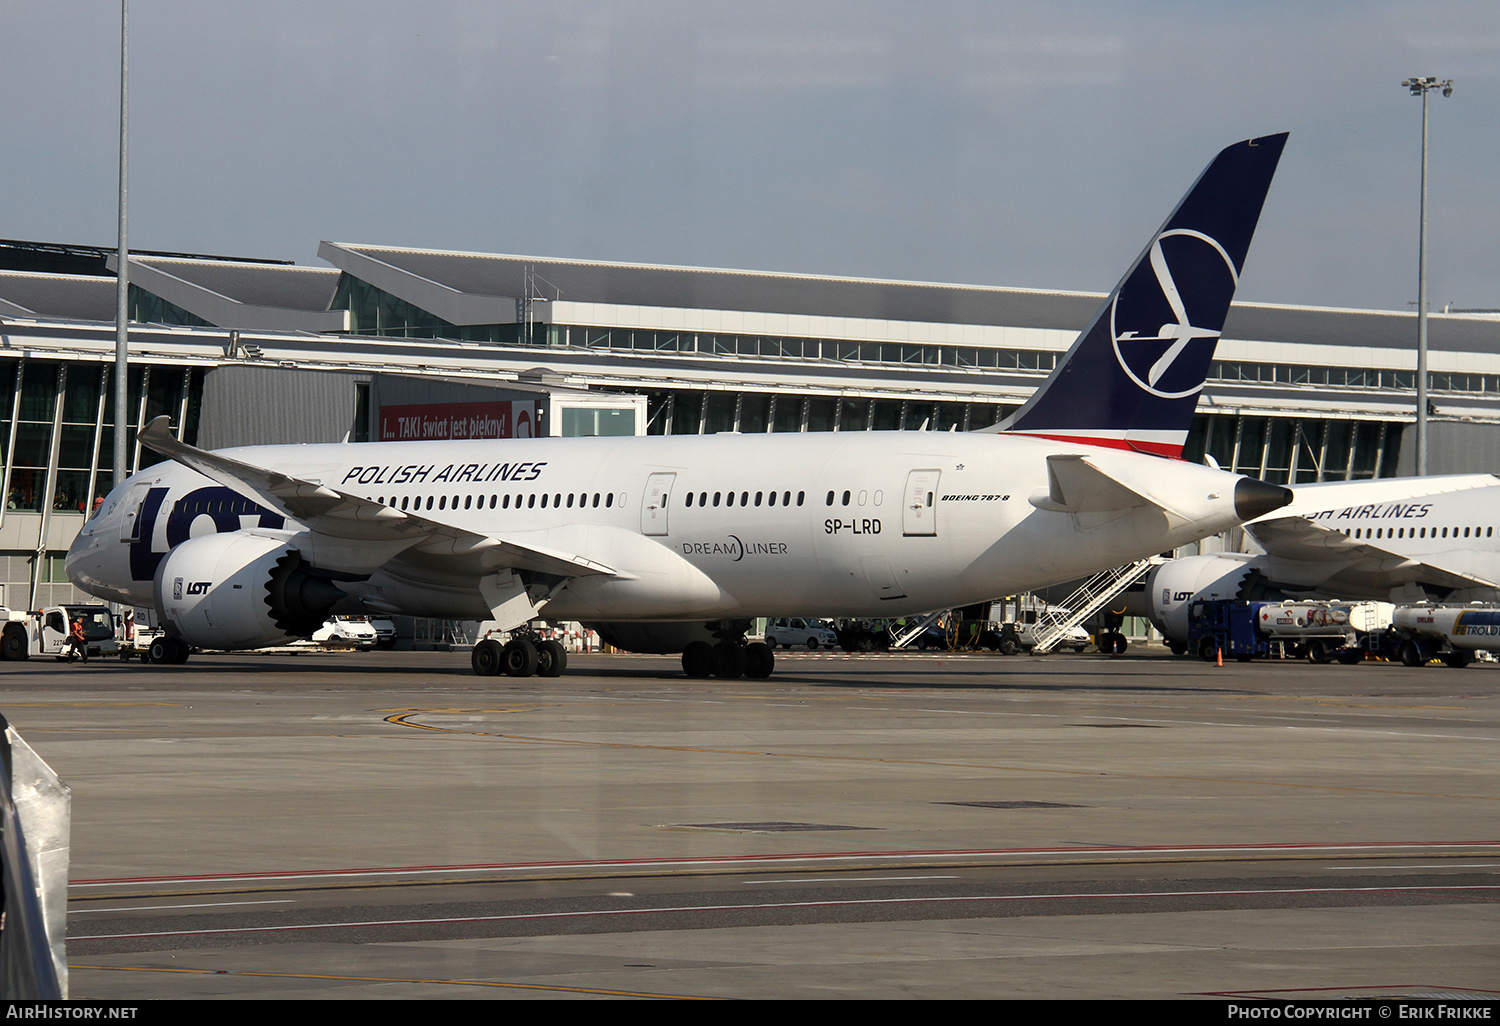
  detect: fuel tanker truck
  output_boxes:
[1188,599,1393,664]
[1386,604,1500,668]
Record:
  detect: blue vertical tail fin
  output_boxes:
[995,132,1288,457]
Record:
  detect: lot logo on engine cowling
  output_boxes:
[1111,229,1238,400]
[171,578,210,598]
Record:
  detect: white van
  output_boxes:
[310,616,379,650]
[760,617,839,650]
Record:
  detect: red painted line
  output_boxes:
[1005,431,1184,458]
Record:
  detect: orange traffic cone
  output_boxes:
[1216,646,1224,667]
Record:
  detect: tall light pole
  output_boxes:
[114,0,130,490]
[1403,75,1452,477]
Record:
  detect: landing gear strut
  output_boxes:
[681,622,773,680]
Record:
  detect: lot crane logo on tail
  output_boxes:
[1112,228,1238,400]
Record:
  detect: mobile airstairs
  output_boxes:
[889,557,1162,653]
[1027,557,1163,654]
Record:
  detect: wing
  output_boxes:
[1248,515,1499,591]
[139,416,614,580]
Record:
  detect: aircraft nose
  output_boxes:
[1233,477,1293,521]
[64,519,97,578]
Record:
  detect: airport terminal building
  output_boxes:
[1,236,1497,610]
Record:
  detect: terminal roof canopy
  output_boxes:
[0,271,118,321]
[316,242,1106,330]
[0,234,1494,359]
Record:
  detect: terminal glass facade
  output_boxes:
[0,356,204,608]
[319,279,1500,406]
[1181,414,1400,483]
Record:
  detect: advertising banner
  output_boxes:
[378,401,537,441]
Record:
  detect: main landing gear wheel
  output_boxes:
[681,621,765,680]
[502,637,539,677]
[472,638,503,676]
[536,639,568,678]
[682,641,714,679]
[743,641,774,679]
[475,635,568,678]
[712,642,747,679]
[683,641,771,680]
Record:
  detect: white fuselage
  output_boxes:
[1247,475,1500,597]
[69,430,1258,627]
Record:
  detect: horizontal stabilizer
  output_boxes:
[138,416,614,580]
[1030,454,1152,513]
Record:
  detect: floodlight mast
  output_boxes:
[114,0,130,490]
[1402,75,1452,477]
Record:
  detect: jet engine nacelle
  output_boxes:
[1143,553,1259,643]
[154,533,347,650]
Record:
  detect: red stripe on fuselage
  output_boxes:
[1003,432,1184,459]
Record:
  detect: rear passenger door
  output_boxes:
[902,469,940,536]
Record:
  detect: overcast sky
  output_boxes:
[3,1,1497,313]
